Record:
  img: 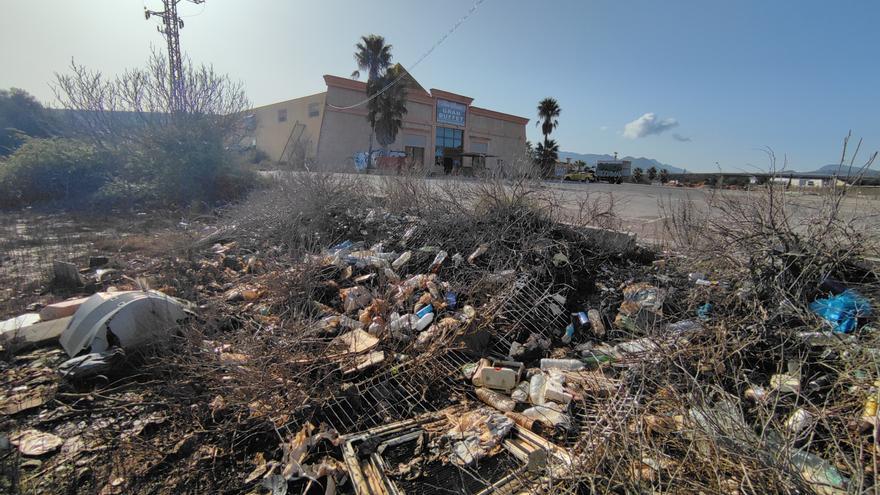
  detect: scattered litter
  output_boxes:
[58,348,126,379]
[810,289,872,333]
[0,313,41,333]
[445,408,514,466]
[10,429,63,456]
[59,290,187,357]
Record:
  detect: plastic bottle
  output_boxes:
[476,388,516,412]
[539,358,585,371]
[383,268,400,283]
[529,373,546,405]
[580,351,615,368]
[561,323,575,344]
[403,274,426,289]
[387,313,417,333]
[467,244,488,264]
[391,251,412,270]
[429,251,448,272]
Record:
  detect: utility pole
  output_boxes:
[144,0,205,113]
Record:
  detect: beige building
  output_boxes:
[249,69,529,174]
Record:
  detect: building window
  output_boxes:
[435,126,464,174]
[277,109,287,122]
[308,102,320,118]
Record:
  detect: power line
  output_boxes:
[327,0,488,111]
[144,0,205,112]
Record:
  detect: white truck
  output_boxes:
[595,160,632,184]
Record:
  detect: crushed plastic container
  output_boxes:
[445,292,458,309]
[540,358,585,371]
[416,304,433,319]
[414,312,434,332]
[810,289,872,333]
[522,404,571,430]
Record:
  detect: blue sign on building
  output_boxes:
[436,99,466,126]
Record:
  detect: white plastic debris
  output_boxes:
[59,290,187,357]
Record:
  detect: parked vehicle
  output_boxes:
[595,160,632,184]
[563,167,596,182]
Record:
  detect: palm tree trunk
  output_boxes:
[368,128,374,169]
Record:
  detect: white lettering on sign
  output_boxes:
[436,99,466,126]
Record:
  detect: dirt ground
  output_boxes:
[1,175,879,494]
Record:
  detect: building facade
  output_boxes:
[249,70,529,174]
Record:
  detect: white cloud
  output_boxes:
[673,133,692,142]
[623,113,679,139]
[599,126,608,131]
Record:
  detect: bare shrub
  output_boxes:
[50,50,253,206]
[662,137,880,317]
[220,172,376,256]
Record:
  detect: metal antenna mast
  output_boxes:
[144,0,205,112]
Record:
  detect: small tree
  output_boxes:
[632,167,644,183]
[373,65,408,151]
[647,166,658,181]
[534,139,559,178]
[0,88,55,156]
[352,35,393,165]
[53,50,251,206]
[659,168,669,183]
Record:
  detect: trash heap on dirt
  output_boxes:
[1,194,879,494]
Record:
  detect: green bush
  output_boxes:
[0,138,112,207]
[0,130,256,210]
[128,119,256,206]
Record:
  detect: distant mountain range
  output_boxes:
[559,151,878,177]
[803,164,880,177]
[558,151,686,174]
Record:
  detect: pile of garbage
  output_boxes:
[1,201,878,495]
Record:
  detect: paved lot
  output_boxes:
[267,171,879,243]
[542,179,879,242]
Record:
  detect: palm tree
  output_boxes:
[374,65,408,150]
[659,168,669,183]
[535,139,559,178]
[352,35,392,81]
[352,35,393,166]
[632,167,644,183]
[647,166,658,181]
[536,98,561,142]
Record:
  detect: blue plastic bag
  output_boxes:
[809,289,872,333]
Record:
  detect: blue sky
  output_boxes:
[2,0,878,172]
